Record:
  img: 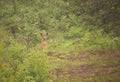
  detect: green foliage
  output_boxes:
[66,28,120,50]
[68,0,120,36]
[0,0,120,81]
[15,50,50,82]
[79,30,114,49]
[66,26,83,39]
[0,40,51,82]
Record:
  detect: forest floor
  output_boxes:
[48,50,120,82]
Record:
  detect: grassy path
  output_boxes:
[48,50,120,82]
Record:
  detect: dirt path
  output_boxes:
[48,50,120,82]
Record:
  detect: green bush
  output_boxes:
[0,39,51,82]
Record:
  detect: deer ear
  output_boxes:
[41,33,42,36]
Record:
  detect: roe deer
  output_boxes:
[41,33,48,51]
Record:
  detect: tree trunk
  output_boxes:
[13,0,16,14]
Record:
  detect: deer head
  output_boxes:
[41,33,48,41]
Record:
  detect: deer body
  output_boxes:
[41,40,47,50]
